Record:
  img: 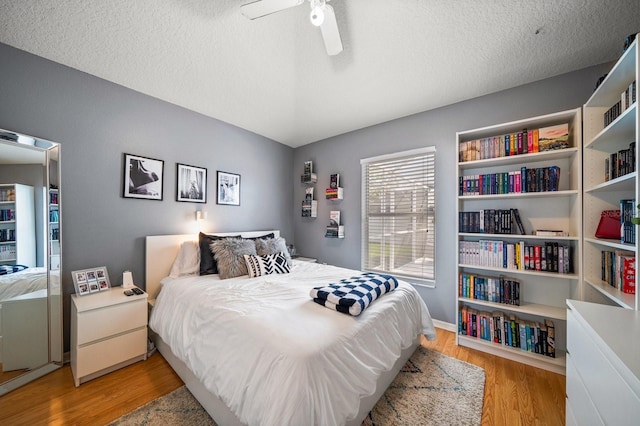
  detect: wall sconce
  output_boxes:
[196,210,208,221]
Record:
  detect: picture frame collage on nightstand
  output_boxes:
[72,266,111,296]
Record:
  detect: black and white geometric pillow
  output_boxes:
[244,252,291,278]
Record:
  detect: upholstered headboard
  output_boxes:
[145,230,280,301]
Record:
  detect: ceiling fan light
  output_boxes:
[310,6,324,26]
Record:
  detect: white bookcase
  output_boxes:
[0,183,36,266]
[455,108,582,374]
[582,35,639,311]
[48,188,60,271]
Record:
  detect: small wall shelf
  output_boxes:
[325,187,343,200]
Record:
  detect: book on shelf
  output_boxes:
[325,225,344,238]
[533,230,568,237]
[623,256,636,295]
[620,199,636,244]
[458,306,556,357]
[604,80,636,127]
[601,249,635,293]
[330,173,340,189]
[304,160,313,175]
[458,165,560,196]
[459,123,570,162]
[458,273,521,305]
[459,239,572,273]
[329,210,340,226]
[605,141,636,181]
[458,208,525,235]
[305,187,314,200]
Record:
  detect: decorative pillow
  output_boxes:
[243,232,275,240]
[0,264,28,275]
[254,236,292,266]
[169,240,200,278]
[199,232,241,275]
[244,253,291,278]
[210,238,257,279]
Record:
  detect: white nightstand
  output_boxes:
[293,256,317,263]
[70,286,148,386]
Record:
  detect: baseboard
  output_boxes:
[432,319,456,333]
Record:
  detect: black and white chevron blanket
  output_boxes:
[310,272,399,316]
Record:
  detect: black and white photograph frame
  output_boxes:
[217,171,241,206]
[176,163,207,203]
[123,153,164,201]
[72,266,111,296]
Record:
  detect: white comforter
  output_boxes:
[150,261,436,426]
[0,267,49,301]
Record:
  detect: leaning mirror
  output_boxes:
[0,128,62,395]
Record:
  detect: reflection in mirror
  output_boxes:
[0,129,62,395]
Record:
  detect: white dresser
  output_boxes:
[71,287,147,386]
[566,299,640,425]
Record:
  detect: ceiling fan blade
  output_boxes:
[240,0,304,20]
[319,4,343,56]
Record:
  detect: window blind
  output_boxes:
[361,147,436,285]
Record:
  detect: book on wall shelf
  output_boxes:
[326,173,344,199]
[325,210,344,238]
[302,187,317,217]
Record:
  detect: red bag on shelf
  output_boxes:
[595,210,621,239]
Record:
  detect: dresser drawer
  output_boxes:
[567,310,640,423]
[77,299,146,345]
[75,327,146,378]
[565,353,603,425]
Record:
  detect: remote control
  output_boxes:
[132,287,144,295]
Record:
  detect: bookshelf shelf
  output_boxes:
[459,264,579,280]
[457,335,566,375]
[459,146,579,170]
[459,232,578,242]
[582,35,638,311]
[584,171,635,193]
[459,297,567,320]
[458,189,578,201]
[582,278,636,310]
[456,108,582,374]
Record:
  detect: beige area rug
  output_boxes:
[109,346,485,426]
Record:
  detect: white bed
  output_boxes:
[0,267,48,301]
[146,231,436,426]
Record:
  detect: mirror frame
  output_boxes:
[0,128,62,395]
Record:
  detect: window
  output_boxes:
[361,147,435,286]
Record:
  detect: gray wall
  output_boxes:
[0,43,294,351]
[293,63,611,325]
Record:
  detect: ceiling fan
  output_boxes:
[240,0,343,56]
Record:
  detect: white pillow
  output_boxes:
[169,240,200,278]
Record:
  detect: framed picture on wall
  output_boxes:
[123,153,164,200]
[217,171,241,206]
[176,163,207,203]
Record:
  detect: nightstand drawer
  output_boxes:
[77,299,146,345]
[75,327,147,378]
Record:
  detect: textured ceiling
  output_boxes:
[1,1,639,147]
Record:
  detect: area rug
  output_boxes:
[109,346,485,426]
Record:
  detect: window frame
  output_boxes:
[360,147,436,288]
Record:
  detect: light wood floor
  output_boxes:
[0,328,565,425]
